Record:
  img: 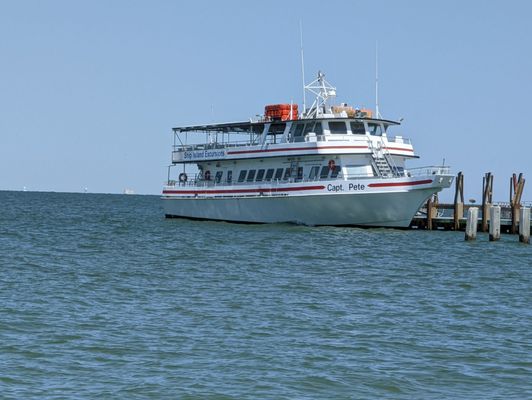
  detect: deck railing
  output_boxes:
[173,134,411,153]
[406,166,451,176]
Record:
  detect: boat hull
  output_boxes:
[161,176,452,227]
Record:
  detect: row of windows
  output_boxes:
[203,166,342,183]
[289,121,384,136]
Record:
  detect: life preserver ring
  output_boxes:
[328,159,336,171]
[179,172,188,183]
[204,170,211,180]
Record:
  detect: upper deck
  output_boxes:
[170,71,416,164]
[171,117,415,163]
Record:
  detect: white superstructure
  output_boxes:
[162,72,453,227]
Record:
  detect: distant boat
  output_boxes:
[123,188,135,195]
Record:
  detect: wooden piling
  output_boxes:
[426,196,433,231]
[465,207,479,241]
[510,173,526,234]
[425,194,439,230]
[454,172,464,230]
[489,205,501,241]
[481,172,493,232]
[519,208,530,244]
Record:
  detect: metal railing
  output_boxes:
[174,140,255,152]
[173,134,412,152]
[406,166,451,177]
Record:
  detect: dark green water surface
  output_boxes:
[1,191,531,399]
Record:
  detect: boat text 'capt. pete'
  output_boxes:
[327,183,366,192]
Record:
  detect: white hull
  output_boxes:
[162,175,452,227]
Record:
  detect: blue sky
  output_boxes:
[1,0,530,202]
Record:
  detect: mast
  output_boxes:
[375,41,380,119]
[300,20,306,117]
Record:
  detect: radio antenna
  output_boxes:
[300,20,306,116]
[375,41,380,119]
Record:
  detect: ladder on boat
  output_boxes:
[369,140,398,178]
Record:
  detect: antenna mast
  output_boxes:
[300,20,306,116]
[375,41,380,119]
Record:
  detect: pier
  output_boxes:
[411,172,531,236]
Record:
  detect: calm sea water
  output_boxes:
[1,190,531,399]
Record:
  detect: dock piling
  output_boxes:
[510,173,526,234]
[453,172,464,230]
[426,196,433,230]
[465,207,479,241]
[481,172,493,232]
[426,194,438,230]
[410,172,528,235]
[519,208,530,244]
[489,205,501,241]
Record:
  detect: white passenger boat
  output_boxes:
[162,72,453,227]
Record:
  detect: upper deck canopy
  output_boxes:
[173,121,264,134]
[172,117,400,134]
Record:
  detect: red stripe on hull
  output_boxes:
[227,145,368,155]
[368,179,433,188]
[163,185,326,195]
[383,146,415,153]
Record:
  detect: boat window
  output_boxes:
[320,166,330,179]
[314,121,323,135]
[367,123,383,136]
[303,123,315,134]
[296,167,303,181]
[265,169,274,181]
[350,121,365,135]
[215,171,223,183]
[283,168,291,180]
[268,123,286,135]
[290,123,305,137]
[289,122,298,134]
[246,170,256,182]
[345,165,370,178]
[227,170,233,183]
[238,170,247,182]
[328,121,347,134]
[256,169,265,181]
[274,168,284,180]
[309,166,319,179]
[330,166,341,178]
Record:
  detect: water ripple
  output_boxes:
[0,191,531,399]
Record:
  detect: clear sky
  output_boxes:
[1,0,531,202]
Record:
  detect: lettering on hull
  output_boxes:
[327,183,366,192]
[182,150,226,161]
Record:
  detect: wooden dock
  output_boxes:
[410,172,531,234]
